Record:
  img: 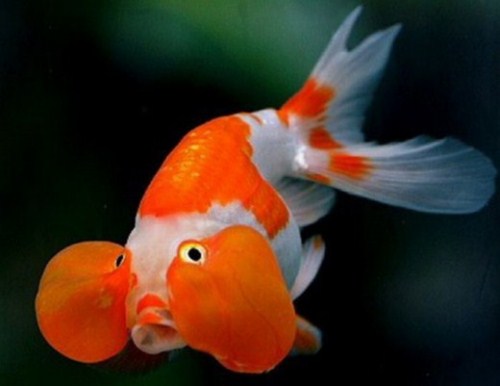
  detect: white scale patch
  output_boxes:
[124,111,306,356]
[126,202,302,301]
[239,109,296,184]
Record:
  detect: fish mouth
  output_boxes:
[131,307,186,355]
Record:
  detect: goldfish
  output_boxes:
[35,6,496,374]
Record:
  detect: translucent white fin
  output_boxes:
[299,136,496,214]
[277,7,496,217]
[276,178,335,227]
[290,235,325,300]
[280,6,401,146]
[291,316,322,356]
[281,7,495,214]
[313,6,400,144]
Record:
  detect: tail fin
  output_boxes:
[279,6,400,145]
[280,7,496,214]
[299,137,495,213]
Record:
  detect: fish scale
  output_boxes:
[139,115,291,239]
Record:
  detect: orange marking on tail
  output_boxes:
[279,78,335,125]
[306,173,331,185]
[139,116,289,238]
[330,152,372,180]
[309,127,343,149]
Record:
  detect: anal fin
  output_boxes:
[291,316,322,356]
[290,235,325,300]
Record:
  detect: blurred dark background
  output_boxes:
[0,0,499,385]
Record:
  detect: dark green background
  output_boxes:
[1,1,499,385]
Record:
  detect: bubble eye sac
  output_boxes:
[178,242,207,265]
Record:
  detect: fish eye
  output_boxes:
[115,254,125,268]
[178,242,206,265]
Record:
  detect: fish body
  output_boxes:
[125,112,306,366]
[36,7,496,373]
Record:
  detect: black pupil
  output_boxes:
[115,254,125,267]
[187,248,202,262]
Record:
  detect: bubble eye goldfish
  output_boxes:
[35,6,495,373]
[166,226,296,373]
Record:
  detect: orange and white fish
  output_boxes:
[35,7,496,373]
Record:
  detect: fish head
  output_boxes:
[35,225,297,372]
[35,236,182,364]
[35,241,131,363]
[166,225,296,373]
[122,219,188,357]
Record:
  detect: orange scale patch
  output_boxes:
[139,116,289,238]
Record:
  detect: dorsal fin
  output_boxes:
[279,6,401,146]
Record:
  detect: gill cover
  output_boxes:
[167,226,296,373]
[35,241,131,363]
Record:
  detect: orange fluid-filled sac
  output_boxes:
[167,226,296,373]
[35,241,131,363]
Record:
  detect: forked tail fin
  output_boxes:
[279,7,496,214]
[279,6,400,145]
[298,137,495,213]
